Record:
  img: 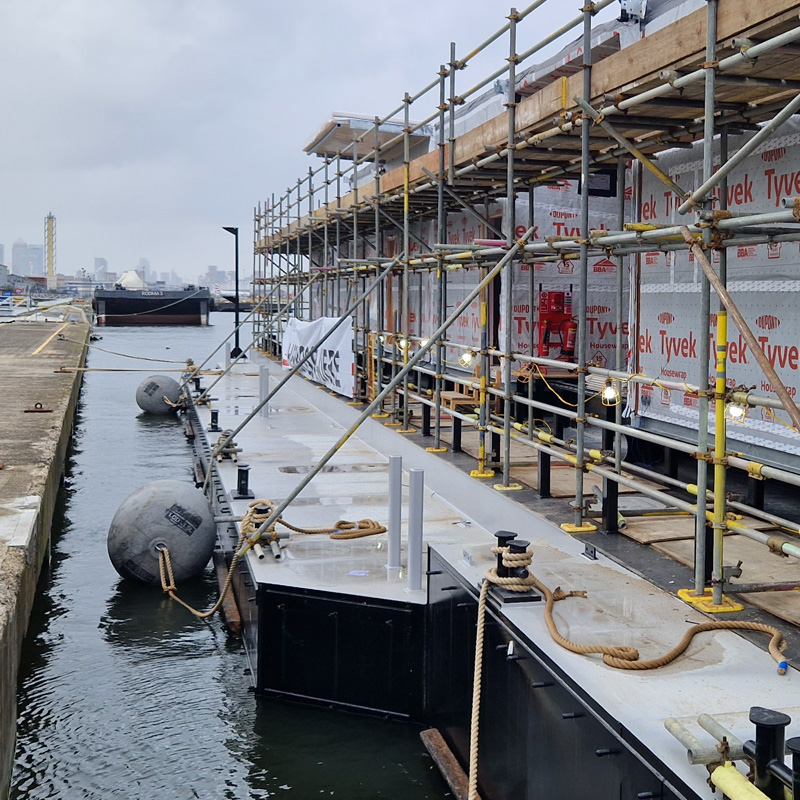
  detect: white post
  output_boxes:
[224,342,231,369]
[259,364,270,418]
[407,468,424,592]
[387,455,402,569]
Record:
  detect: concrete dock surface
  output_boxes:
[0,320,89,798]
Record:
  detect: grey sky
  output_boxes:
[0,0,618,283]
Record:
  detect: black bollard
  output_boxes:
[209,409,221,432]
[744,706,792,799]
[493,530,518,577]
[234,464,255,499]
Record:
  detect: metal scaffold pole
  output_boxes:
[401,92,412,432]
[427,63,449,455]
[564,0,596,533]
[693,0,717,601]
[498,6,523,491]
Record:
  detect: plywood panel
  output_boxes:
[654,535,800,626]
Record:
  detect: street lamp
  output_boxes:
[222,226,243,358]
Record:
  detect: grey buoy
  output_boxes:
[107,480,216,585]
[135,374,182,414]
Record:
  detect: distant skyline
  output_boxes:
[0,0,619,285]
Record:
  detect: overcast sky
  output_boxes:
[0,0,619,284]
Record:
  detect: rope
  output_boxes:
[156,500,275,618]
[162,394,187,409]
[467,545,789,800]
[240,498,386,543]
[158,500,387,618]
[55,333,187,363]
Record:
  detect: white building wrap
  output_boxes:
[638,120,800,456]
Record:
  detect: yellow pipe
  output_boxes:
[710,764,769,799]
[712,310,728,603]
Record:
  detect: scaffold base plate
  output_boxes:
[560,522,598,533]
[677,588,745,613]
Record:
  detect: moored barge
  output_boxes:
[93,285,210,326]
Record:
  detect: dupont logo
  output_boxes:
[756,314,781,331]
[657,312,675,325]
[592,258,616,273]
[586,305,610,314]
[761,147,786,163]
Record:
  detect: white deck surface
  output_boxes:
[195,355,800,800]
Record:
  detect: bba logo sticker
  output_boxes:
[657,312,674,325]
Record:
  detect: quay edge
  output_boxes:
[0,321,89,800]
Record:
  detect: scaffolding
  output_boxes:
[250,0,800,610]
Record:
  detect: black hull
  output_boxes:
[93,288,210,326]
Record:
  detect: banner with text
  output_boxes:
[282,316,355,398]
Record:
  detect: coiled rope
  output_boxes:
[467,545,788,800]
[158,499,387,618]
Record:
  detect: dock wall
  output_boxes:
[0,322,89,799]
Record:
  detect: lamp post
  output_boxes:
[222,226,243,358]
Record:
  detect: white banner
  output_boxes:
[282,316,355,398]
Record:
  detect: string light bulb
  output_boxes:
[725,401,747,423]
[601,379,620,406]
[459,348,476,368]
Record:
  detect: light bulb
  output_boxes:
[725,401,746,422]
[397,337,409,350]
[601,380,620,406]
[459,349,476,367]
[419,337,429,348]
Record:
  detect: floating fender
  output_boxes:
[135,374,182,414]
[107,480,216,585]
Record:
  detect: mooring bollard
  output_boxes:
[407,468,424,592]
[387,455,402,570]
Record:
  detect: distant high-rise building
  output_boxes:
[12,239,28,274]
[27,245,44,276]
[0,244,5,266]
[11,240,44,275]
[94,257,107,274]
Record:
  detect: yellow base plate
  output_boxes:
[470,469,496,479]
[371,413,390,419]
[397,428,416,434]
[425,447,448,453]
[493,483,524,492]
[677,588,745,613]
[346,401,364,406]
[384,422,403,427]
[560,522,598,533]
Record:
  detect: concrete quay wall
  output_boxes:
[0,320,89,799]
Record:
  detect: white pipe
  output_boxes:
[407,468,424,592]
[387,455,403,570]
[258,364,270,419]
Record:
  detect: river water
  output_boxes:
[11,314,449,800]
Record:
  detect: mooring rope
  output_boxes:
[158,499,386,618]
[467,544,788,800]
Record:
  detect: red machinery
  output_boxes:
[536,290,576,359]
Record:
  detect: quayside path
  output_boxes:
[0,320,89,798]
